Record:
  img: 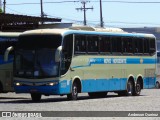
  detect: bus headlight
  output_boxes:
[47,82,58,86]
[16,82,21,86]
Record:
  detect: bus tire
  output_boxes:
[133,80,141,96]
[31,93,41,102]
[156,82,160,89]
[126,80,134,96]
[67,82,78,100]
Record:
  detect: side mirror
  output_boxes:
[4,46,14,62]
[55,46,62,62]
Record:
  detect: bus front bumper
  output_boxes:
[14,80,71,95]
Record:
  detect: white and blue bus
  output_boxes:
[14,27,156,101]
[0,32,21,93]
[156,51,160,88]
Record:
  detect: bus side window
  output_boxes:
[134,37,144,55]
[74,35,86,53]
[99,36,111,54]
[122,37,133,54]
[61,34,73,75]
[134,39,138,54]
[149,38,156,55]
[75,40,80,51]
[87,35,98,53]
[111,36,122,54]
[143,38,149,55]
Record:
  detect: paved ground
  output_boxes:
[0,89,160,120]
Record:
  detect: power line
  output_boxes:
[5,6,160,26]
[47,14,83,23]
[5,1,160,27]
[92,1,160,3]
[4,7,160,27]
[5,1,80,6]
[5,1,160,5]
[6,6,26,15]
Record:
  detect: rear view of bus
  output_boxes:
[0,32,21,93]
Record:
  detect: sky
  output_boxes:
[1,0,160,28]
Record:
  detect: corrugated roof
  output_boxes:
[0,13,61,32]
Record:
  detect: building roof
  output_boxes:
[0,13,61,32]
[122,27,160,40]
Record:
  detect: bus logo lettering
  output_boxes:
[113,59,127,64]
[104,59,111,64]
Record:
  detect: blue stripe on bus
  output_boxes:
[14,77,156,95]
[72,58,156,69]
[81,78,127,92]
[89,58,156,64]
[81,77,156,92]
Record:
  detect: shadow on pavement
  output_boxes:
[0,94,145,104]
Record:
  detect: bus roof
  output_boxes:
[20,28,156,38]
[0,32,21,37]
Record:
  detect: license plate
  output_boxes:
[30,89,38,92]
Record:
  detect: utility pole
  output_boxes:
[100,0,104,27]
[76,0,93,26]
[3,0,6,13]
[40,0,44,24]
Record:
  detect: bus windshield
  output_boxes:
[14,35,62,78]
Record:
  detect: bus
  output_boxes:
[156,51,160,88]
[13,27,156,101]
[0,32,21,93]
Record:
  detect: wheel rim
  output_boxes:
[127,81,133,95]
[136,84,141,93]
[73,85,77,96]
[156,82,159,88]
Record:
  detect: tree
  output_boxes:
[0,8,2,13]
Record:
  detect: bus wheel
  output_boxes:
[156,82,160,89]
[67,82,78,100]
[31,93,42,102]
[126,80,134,96]
[133,81,141,96]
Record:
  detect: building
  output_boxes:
[0,13,62,32]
